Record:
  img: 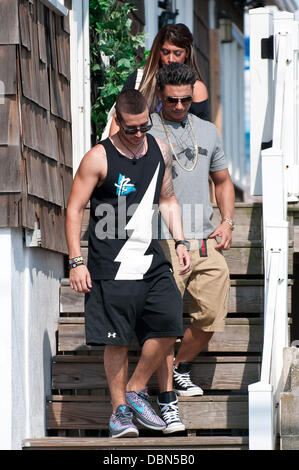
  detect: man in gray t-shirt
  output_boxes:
[149,63,235,435]
[151,111,227,240]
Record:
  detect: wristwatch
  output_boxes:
[175,240,190,251]
[222,218,235,231]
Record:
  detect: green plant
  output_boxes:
[90,0,148,140]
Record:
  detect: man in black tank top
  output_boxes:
[65,89,190,438]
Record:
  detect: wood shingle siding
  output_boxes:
[0,45,17,94]
[0,0,72,254]
[0,0,19,45]
[49,13,71,121]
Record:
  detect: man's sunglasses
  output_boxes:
[165,96,193,104]
[119,115,153,135]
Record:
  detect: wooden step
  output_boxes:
[22,435,249,450]
[214,202,295,242]
[57,317,264,353]
[213,203,262,241]
[46,394,248,431]
[221,240,293,275]
[59,278,293,315]
[51,355,260,392]
[79,240,293,276]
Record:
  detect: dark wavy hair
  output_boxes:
[156,62,197,90]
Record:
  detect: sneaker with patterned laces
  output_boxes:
[109,404,139,438]
[157,391,185,434]
[126,388,166,430]
[173,362,204,396]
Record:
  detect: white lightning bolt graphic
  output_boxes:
[114,164,160,280]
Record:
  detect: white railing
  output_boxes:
[248,8,299,450]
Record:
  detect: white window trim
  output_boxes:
[40,0,68,16]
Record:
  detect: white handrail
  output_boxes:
[272,33,288,151]
[260,250,279,384]
[248,8,292,450]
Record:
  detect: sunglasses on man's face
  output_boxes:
[119,116,153,135]
[165,96,193,104]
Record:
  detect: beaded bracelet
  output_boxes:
[69,256,84,269]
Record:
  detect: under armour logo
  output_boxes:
[108,332,117,338]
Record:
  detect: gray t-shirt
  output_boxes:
[149,112,227,239]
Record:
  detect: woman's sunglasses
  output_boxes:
[165,96,193,104]
[119,115,153,135]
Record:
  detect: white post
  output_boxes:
[248,382,275,450]
[272,222,289,398]
[69,0,91,176]
[83,0,91,157]
[262,13,290,384]
[273,12,299,201]
[262,148,285,223]
[248,7,292,451]
[70,0,83,176]
[0,230,12,449]
[249,8,274,196]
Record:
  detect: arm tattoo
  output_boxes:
[159,140,175,198]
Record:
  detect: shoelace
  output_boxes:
[114,408,133,425]
[138,389,150,404]
[159,400,180,424]
[174,369,195,388]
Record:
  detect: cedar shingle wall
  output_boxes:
[0,0,72,254]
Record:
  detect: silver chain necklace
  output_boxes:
[159,112,199,172]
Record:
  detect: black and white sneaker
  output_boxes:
[173,362,204,396]
[157,391,185,434]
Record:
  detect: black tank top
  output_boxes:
[87,134,172,280]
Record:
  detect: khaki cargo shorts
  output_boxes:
[159,238,230,332]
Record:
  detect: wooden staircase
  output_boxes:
[22,203,295,451]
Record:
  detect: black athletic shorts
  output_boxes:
[84,271,184,347]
